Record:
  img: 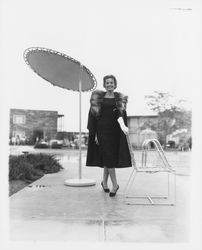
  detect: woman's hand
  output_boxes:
[95,134,99,145]
[121,125,129,135]
[117,117,129,135]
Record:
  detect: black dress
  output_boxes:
[86,98,132,169]
[97,98,121,168]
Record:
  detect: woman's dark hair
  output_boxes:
[103,75,117,89]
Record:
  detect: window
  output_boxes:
[13,115,26,124]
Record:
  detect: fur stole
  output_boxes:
[90,90,128,118]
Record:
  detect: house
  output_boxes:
[9,108,64,144]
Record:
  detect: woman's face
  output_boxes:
[104,78,116,91]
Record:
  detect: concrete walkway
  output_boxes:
[9,151,190,242]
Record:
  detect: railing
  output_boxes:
[141,139,173,172]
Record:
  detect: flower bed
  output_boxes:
[9,153,63,196]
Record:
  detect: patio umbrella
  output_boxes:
[24,47,97,186]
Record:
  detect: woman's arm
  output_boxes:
[117,116,129,134]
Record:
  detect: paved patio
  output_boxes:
[9,149,191,242]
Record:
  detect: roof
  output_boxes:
[128,115,158,118]
[10,108,58,113]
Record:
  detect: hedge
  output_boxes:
[9,153,63,181]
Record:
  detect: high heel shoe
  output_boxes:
[101,182,110,193]
[109,185,119,197]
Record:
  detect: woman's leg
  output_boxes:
[103,167,109,188]
[108,168,119,192]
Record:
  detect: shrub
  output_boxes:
[9,153,63,181]
[26,153,63,173]
[34,143,49,148]
[9,156,42,181]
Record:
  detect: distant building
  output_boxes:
[127,115,159,148]
[9,108,64,144]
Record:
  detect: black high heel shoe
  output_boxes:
[109,185,119,197]
[101,182,110,193]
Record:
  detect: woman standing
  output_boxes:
[86,75,132,197]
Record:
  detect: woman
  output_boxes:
[86,75,132,197]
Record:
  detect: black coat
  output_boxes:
[86,106,132,169]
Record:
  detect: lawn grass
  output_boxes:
[9,177,44,196]
[9,180,30,196]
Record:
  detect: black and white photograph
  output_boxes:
[0,0,201,249]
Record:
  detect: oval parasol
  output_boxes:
[24,47,97,186]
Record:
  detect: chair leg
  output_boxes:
[125,172,176,206]
[124,168,137,197]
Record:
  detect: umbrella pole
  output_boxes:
[79,64,82,179]
[64,63,96,187]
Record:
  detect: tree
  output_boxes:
[144,91,192,145]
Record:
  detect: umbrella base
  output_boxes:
[64,178,96,187]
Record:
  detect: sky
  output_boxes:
[1,0,200,132]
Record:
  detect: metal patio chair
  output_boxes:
[124,135,176,205]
